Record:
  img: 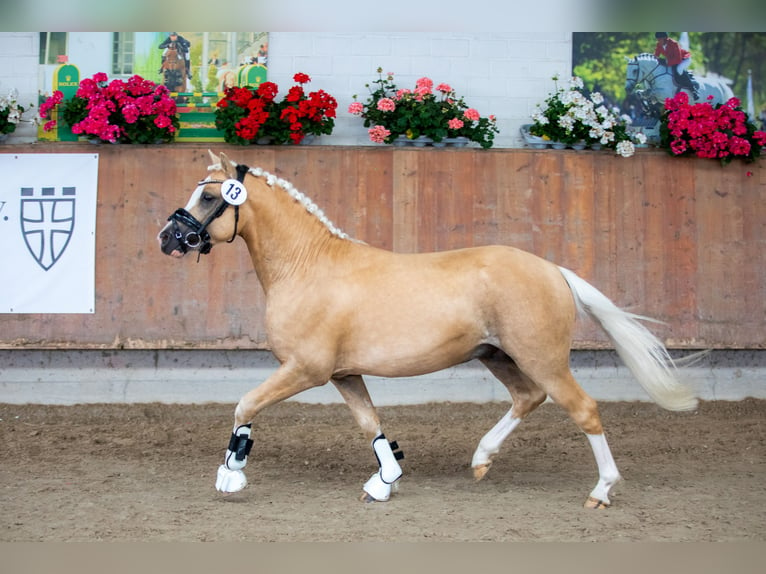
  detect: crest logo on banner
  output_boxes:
[20,187,76,270]
[0,154,99,314]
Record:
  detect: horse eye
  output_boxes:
[201,192,216,202]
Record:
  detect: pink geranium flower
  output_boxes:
[347,102,364,115]
[376,97,396,112]
[463,108,480,121]
[415,77,433,91]
[350,67,499,148]
[368,124,391,143]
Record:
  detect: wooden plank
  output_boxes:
[0,143,762,350]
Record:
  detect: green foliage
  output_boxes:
[206,64,219,93]
[59,95,88,127]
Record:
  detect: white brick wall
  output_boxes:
[0,33,40,142]
[0,32,573,146]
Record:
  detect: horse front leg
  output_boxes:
[215,363,326,494]
[332,375,403,502]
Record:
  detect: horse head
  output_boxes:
[625,53,657,94]
[164,42,182,61]
[624,53,676,101]
[158,151,246,258]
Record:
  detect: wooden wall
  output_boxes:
[1,143,763,349]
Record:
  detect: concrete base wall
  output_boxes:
[0,349,763,405]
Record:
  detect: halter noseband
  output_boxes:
[167,163,248,255]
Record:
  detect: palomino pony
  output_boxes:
[158,151,697,508]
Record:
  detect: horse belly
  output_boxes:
[336,303,490,378]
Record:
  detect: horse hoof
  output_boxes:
[584,496,610,509]
[360,492,380,503]
[473,463,492,481]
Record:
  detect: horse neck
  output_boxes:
[642,60,674,92]
[238,175,348,293]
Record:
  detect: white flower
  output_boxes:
[616,140,635,157]
[569,76,584,90]
[573,106,591,121]
[531,75,638,157]
[634,132,647,144]
[558,115,575,131]
[600,131,615,144]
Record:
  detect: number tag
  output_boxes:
[221,179,248,206]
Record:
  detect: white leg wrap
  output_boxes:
[372,434,403,483]
[586,433,621,504]
[224,424,252,471]
[362,434,403,501]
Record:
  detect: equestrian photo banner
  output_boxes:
[0,154,99,313]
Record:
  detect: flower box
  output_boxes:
[659,92,766,164]
[392,135,470,148]
[214,73,337,145]
[350,68,498,149]
[528,75,645,157]
[39,73,180,144]
[520,124,595,150]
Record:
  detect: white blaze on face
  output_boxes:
[184,182,208,211]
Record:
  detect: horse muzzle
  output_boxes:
[158,208,214,258]
[157,221,188,258]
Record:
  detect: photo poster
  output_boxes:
[133,32,269,95]
[39,32,269,142]
[571,33,765,138]
[0,154,99,314]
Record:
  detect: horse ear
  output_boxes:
[218,152,237,178]
[207,149,218,165]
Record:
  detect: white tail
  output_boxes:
[558,267,698,411]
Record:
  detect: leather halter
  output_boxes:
[167,163,248,255]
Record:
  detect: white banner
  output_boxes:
[0,154,99,313]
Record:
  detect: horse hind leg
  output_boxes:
[331,375,403,503]
[524,364,621,508]
[472,351,547,481]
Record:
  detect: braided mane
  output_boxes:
[631,52,658,62]
[208,162,352,241]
